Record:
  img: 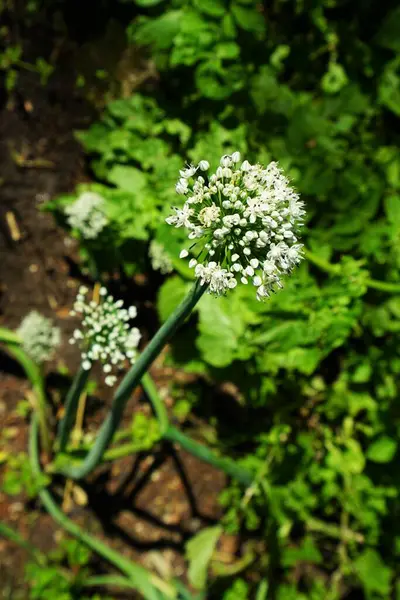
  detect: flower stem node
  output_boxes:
[70,286,141,386]
[166,153,305,300]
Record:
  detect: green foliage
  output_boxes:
[45,0,400,598]
[0,4,54,93]
[185,526,222,590]
[24,538,112,600]
[131,412,161,449]
[2,452,50,498]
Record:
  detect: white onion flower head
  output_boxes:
[70,286,141,387]
[166,153,305,300]
[65,192,108,240]
[149,240,173,274]
[17,311,61,364]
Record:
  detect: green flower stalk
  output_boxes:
[58,286,141,452]
[57,153,305,479]
[58,280,206,479]
[3,311,61,453]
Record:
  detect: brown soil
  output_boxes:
[0,69,228,598]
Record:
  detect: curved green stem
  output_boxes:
[142,371,169,434]
[305,249,400,293]
[164,425,253,486]
[0,327,22,345]
[84,575,140,591]
[0,329,50,452]
[141,372,253,485]
[0,521,46,565]
[57,365,90,452]
[59,281,206,480]
[8,343,50,453]
[365,278,400,293]
[304,249,340,276]
[29,414,175,600]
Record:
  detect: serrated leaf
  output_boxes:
[186,526,222,590]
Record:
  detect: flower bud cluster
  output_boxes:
[166,153,305,299]
[70,287,141,387]
[17,311,61,364]
[65,192,108,240]
[149,240,173,274]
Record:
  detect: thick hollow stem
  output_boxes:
[141,371,169,434]
[29,415,176,600]
[57,366,90,452]
[141,372,253,485]
[60,280,206,480]
[164,425,253,486]
[7,344,50,453]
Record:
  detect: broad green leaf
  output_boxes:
[186,526,222,590]
[157,276,192,322]
[196,294,246,367]
[131,11,182,51]
[231,3,265,34]
[108,166,147,193]
[384,194,400,225]
[193,0,226,18]
[367,436,397,463]
[354,549,392,597]
[282,537,323,567]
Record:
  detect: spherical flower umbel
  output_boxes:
[70,287,141,387]
[17,311,61,364]
[166,153,305,300]
[65,192,108,240]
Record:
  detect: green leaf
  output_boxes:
[196,294,246,367]
[134,0,166,5]
[186,526,222,590]
[282,537,323,567]
[195,61,244,100]
[131,11,182,51]
[354,549,392,597]
[231,3,265,34]
[216,42,240,60]
[379,57,400,117]
[384,194,400,225]
[157,276,191,322]
[193,0,226,17]
[367,436,397,463]
[107,166,147,193]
